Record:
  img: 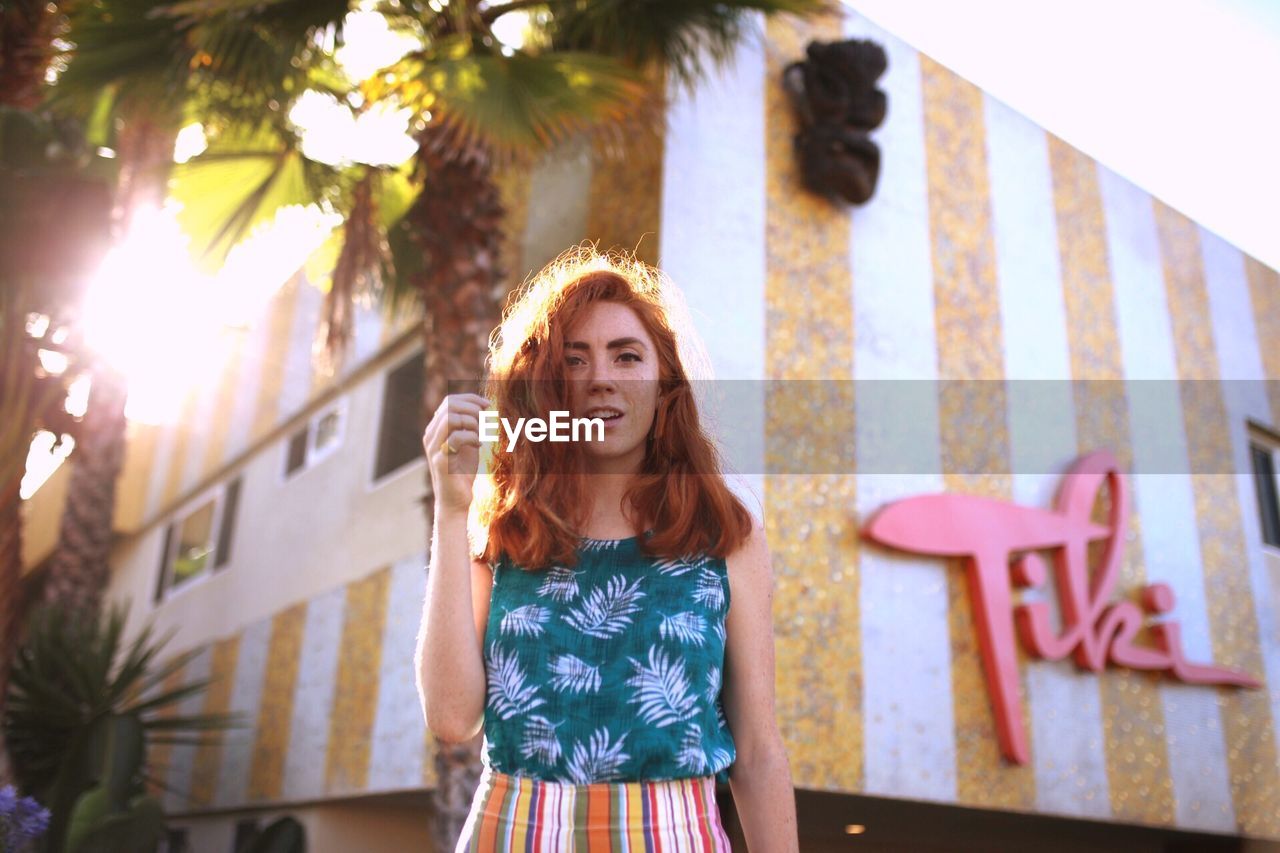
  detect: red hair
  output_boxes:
[473,245,753,570]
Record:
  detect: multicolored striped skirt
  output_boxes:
[455,765,733,851]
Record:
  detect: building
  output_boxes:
[21,4,1280,851]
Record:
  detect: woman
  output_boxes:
[417,246,798,851]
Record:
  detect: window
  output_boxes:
[154,476,243,602]
[374,350,425,481]
[283,398,347,479]
[231,816,300,852]
[1250,429,1280,549]
[173,501,215,585]
[215,476,241,569]
[285,429,307,475]
[231,818,259,852]
[159,828,189,853]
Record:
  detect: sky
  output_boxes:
[841,0,1280,273]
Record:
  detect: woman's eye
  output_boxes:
[566,353,639,366]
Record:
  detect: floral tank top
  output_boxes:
[480,530,737,785]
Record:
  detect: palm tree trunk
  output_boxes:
[40,120,174,620]
[1,2,66,785]
[110,118,176,231]
[0,472,24,787]
[0,0,59,110]
[405,127,508,850]
[38,360,128,615]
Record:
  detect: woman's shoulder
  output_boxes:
[723,511,770,592]
[724,511,767,562]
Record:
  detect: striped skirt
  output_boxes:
[455,765,733,851]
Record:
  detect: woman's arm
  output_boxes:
[723,514,799,852]
[415,392,491,743]
[415,506,490,742]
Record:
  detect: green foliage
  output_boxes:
[2,601,247,853]
[168,118,341,271]
[158,0,833,280]
[363,37,650,157]
[541,0,835,91]
[64,786,165,853]
[35,0,832,381]
[47,0,194,119]
[38,0,838,277]
[62,716,165,853]
[304,161,416,299]
[162,0,354,125]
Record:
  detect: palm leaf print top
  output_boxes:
[480,530,737,785]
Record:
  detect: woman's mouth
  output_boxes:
[583,409,624,431]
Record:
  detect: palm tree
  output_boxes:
[0,104,116,786]
[30,0,374,631]
[0,5,63,790]
[1,0,220,784]
[34,0,222,621]
[50,0,831,844]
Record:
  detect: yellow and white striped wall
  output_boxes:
[53,1,1280,839]
[146,555,439,811]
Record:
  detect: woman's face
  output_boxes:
[562,300,662,475]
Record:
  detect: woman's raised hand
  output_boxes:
[423,393,490,514]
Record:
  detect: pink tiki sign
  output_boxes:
[861,450,1260,766]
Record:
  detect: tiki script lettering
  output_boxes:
[862,450,1259,765]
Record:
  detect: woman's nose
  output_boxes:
[588,367,617,393]
[587,357,619,388]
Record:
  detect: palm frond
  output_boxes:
[193,19,312,103]
[126,633,201,699]
[500,604,550,637]
[363,37,650,161]
[138,768,188,800]
[49,0,193,117]
[168,119,340,270]
[383,196,428,317]
[143,736,224,747]
[519,715,563,766]
[535,565,580,602]
[371,0,441,42]
[3,603,241,803]
[107,620,171,707]
[143,0,356,124]
[311,161,419,374]
[485,644,546,719]
[540,0,836,93]
[159,0,351,40]
[125,678,218,716]
[565,726,630,784]
[142,710,248,732]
